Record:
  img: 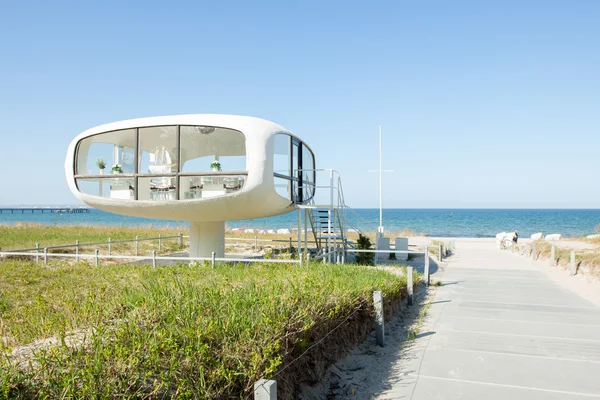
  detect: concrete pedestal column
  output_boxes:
[189,221,225,258]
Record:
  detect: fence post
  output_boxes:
[254,236,258,252]
[289,237,292,253]
[570,251,576,276]
[135,236,139,256]
[424,248,430,287]
[336,247,340,264]
[532,243,537,260]
[407,266,414,306]
[341,250,345,264]
[306,252,311,263]
[551,245,555,266]
[158,234,162,252]
[373,290,385,347]
[108,237,112,256]
[211,251,216,268]
[36,243,40,263]
[178,232,183,247]
[44,247,48,264]
[152,250,157,268]
[95,249,99,267]
[254,379,277,400]
[438,244,443,261]
[75,240,79,263]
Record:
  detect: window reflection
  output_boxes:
[180,126,246,173]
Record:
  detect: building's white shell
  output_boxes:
[65,114,314,222]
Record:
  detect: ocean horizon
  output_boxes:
[1,207,599,239]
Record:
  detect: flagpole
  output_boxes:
[379,125,383,236]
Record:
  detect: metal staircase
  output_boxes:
[296,169,377,260]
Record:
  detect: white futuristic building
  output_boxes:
[65,114,316,258]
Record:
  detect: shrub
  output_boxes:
[356,234,374,265]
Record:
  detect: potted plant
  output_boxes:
[210,160,222,172]
[96,158,106,174]
[111,163,123,174]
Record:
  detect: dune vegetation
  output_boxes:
[0,258,415,399]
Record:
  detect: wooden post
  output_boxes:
[44,247,48,264]
[108,237,112,256]
[152,250,157,268]
[438,244,443,261]
[95,249,99,267]
[570,251,576,276]
[178,232,183,247]
[254,379,277,400]
[289,237,292,253]
[75,240,79,263]
[424,248,430,286]
[211,251,216,269]
[373,291,385,347]
[254,236,258,252]
[135,236,139,256]
[407,266,414,306]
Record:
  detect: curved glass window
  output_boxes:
[74,125,247,201]
[273,133,315,204]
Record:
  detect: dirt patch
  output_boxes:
[274,288,409,399]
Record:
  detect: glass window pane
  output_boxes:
[302,145,315,200]
[76,177,135,199]
[138,176,176,201]
[180,126,246,173]
[274,176,291,200]
[274,134,290,176]
[139,126,178,174]
[75,129,136,175]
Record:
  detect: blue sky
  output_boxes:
[0,0,598,208]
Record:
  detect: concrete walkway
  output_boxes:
[381,239,600,399]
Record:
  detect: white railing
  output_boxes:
[0,250,301,268]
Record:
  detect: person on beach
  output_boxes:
[513,230,519,244]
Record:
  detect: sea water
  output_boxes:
[1,208,599,238]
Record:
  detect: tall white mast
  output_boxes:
[379,125,383,234]
[369,125,393,237]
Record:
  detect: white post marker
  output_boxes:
[254,379,277,400]
[407,266,414,306]
[368,125,394,238]
[373,290,385,347]
[424,248,430,286]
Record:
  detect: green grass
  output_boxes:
[0,259,413,399]
[0,223,186,256]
